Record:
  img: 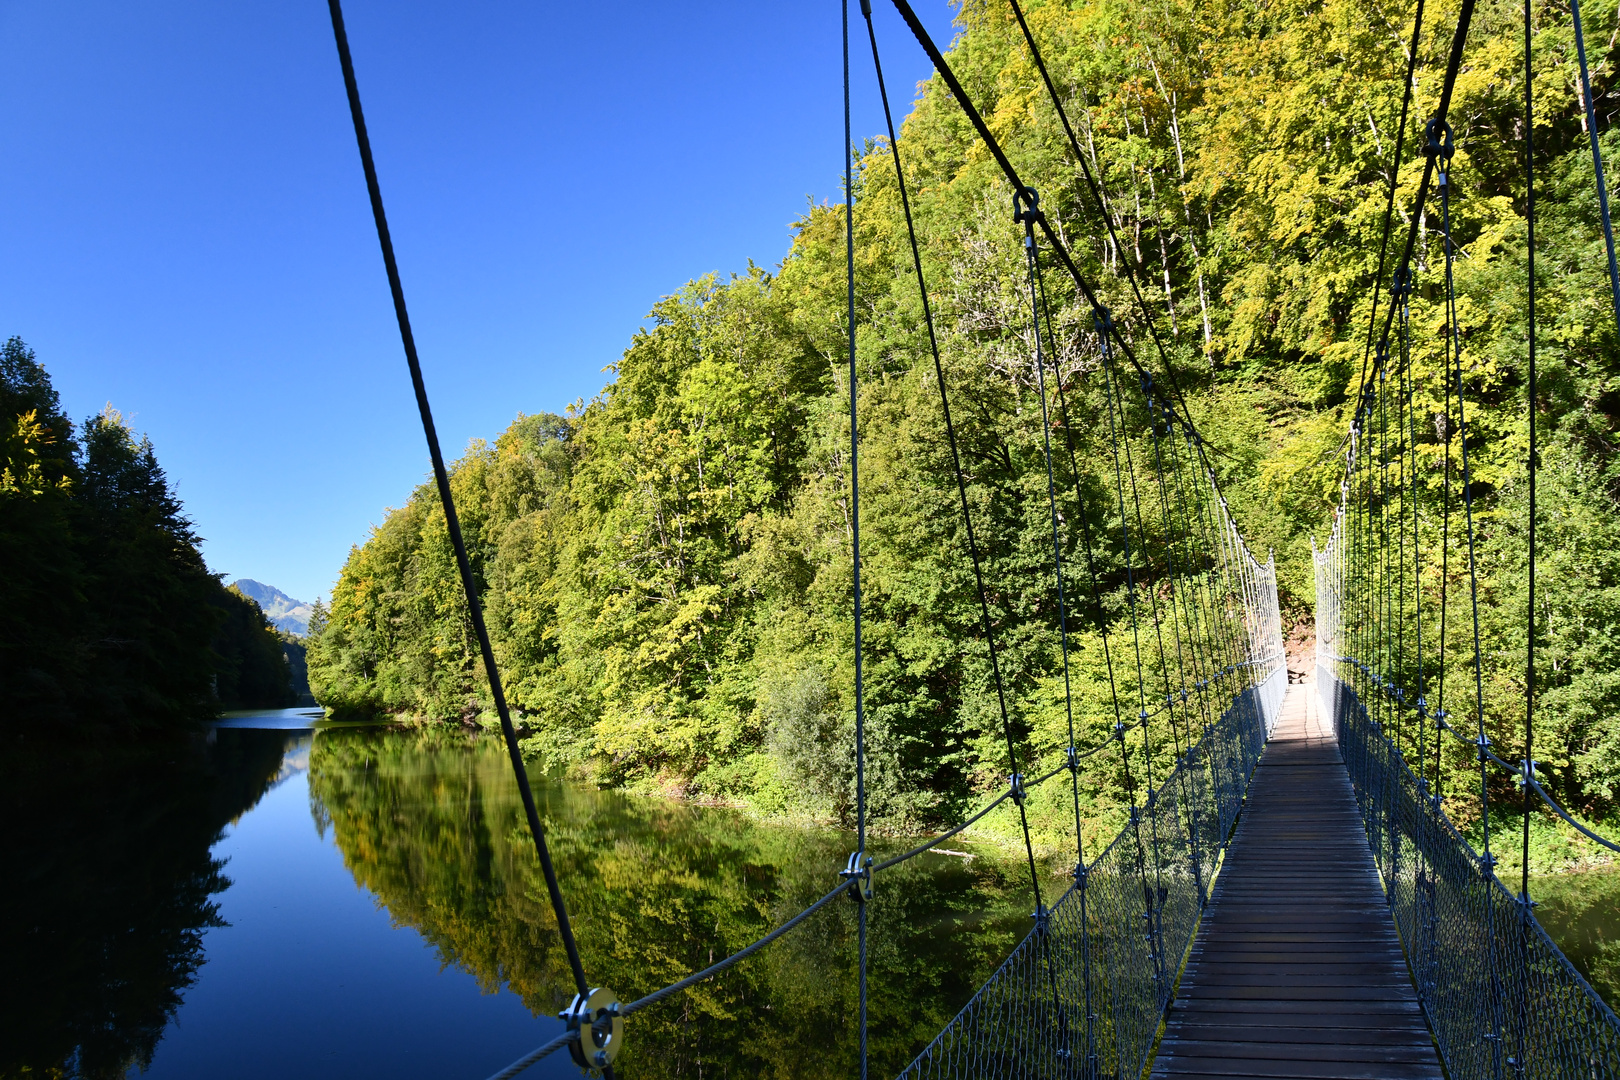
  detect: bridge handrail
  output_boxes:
[895,661,1287,1078]
[1322,653,1620,856]
[1321,668,1620,1078]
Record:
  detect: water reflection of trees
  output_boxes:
[0,729,297,1080]
[308,728,1033,1077]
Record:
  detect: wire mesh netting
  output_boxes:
[1319,671,1620,1080]
[895,660,1286,1080]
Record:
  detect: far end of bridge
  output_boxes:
[1151,682,1444,1080]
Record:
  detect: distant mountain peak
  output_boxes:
[232,578,314,637]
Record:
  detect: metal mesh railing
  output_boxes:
[897,662,1284,1080]
[1322,670,1620,1080]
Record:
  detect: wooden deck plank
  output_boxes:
[1148,683,1443,1080]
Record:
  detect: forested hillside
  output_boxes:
[0,338,293,728]
[309,0,1620,849]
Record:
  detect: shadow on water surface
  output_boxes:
[0,726,297,1080]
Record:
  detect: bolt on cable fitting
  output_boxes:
[561,988,624,1075]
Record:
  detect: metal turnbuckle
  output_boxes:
[560,988,623,1075]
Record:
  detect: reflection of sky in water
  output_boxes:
[212,707,325,730]
[142,738,571,1080]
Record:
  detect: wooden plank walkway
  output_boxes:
[1149,682,1443,1080]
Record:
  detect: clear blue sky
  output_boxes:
[0,0,956,604]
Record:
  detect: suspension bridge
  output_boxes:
[314,0,1620,1074]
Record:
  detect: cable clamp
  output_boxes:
[1113,721,1127,742]
[1032,904,1051,934]
[1391,265,1413,302]
[1009,772,1028,805]
[1416,696,1428,718]
[1423,117,1455,162]
[1129,804,1141,825]
[561,988,624,1074]
[1012,186,1042,225]
[1066,745,1080,772]
[1073,861,1089,887]
[1476,734,1491,762]
[841,851,873,903]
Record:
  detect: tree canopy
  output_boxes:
[0,338,293,729]
[307,0,1620,846]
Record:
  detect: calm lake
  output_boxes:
[3,714,1036,1080]
[5,714,1615,1080]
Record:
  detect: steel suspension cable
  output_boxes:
[1015,210,1088,1061]
[1094,313,1166,988]
[1143,391,1209,902]
[1437,153,1455,805]
[1569,0,1620,335]
[1005,0,1184,372]
[323,0,595,1020]
[1520,0,1538,906]
[1112,375,1178,948]
[1403,285,1427,792]
[1353,0,1479,405]
[1024,259,1148,1073]
[888,0,1235,499]
[858,0,1047,920]
[1356,0,1429,409]
[1022,216,1090,870]
[1166,417,1227,879]
[839,4,872,1074]
[1012,199,1061,925]
[1446,156,1506,1070]
[1029,255,1126,870]
[1168,420,1225,738]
